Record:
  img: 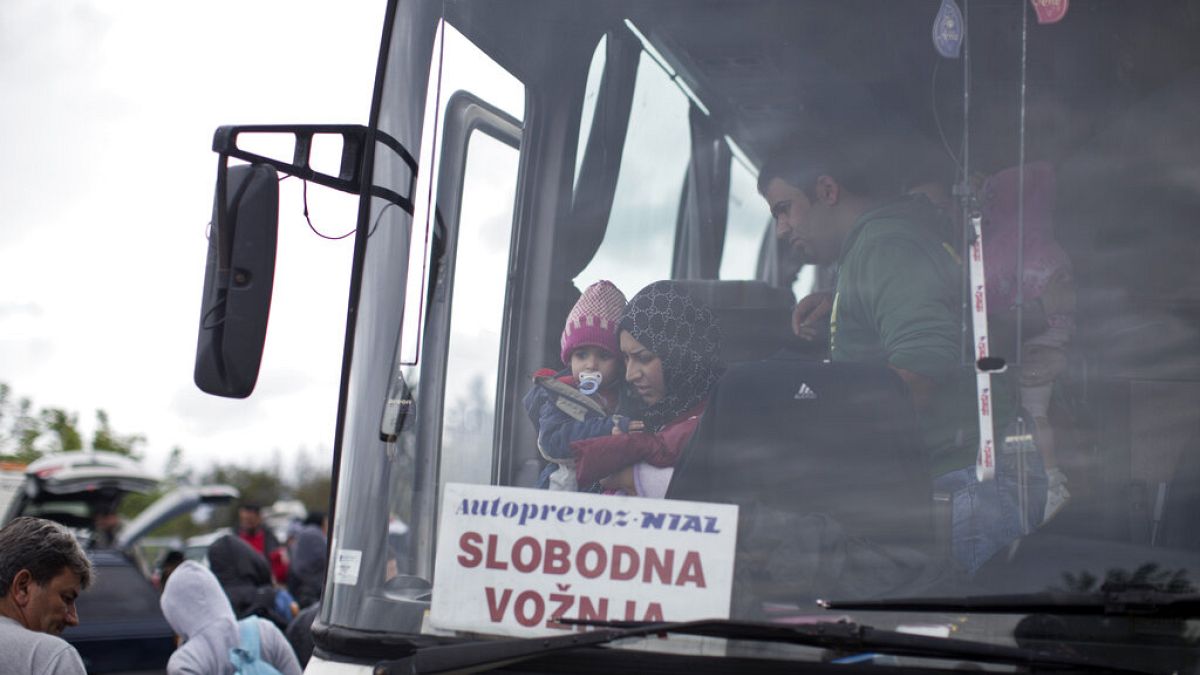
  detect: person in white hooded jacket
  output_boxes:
[160,560,301,675]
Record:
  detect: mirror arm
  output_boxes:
[212,124,417,214]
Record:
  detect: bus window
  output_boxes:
[575,50,690,293]
[719,154,765,280]
[438,132,519,488]
[573,35,607,194]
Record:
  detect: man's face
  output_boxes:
[764,177,841,266]
[20,569,82,635]
[94,513,119,532]
[238,508,262,531]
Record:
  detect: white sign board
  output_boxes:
[431,483,739,637]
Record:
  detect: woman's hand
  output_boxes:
[611,419,645,435]
[600,466,637,494]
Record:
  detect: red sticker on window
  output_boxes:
[1030,0,1068,24]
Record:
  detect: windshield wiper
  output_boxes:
[820,589,1200,618]
[372,617,1153,674]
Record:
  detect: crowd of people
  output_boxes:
[0,502,329,674]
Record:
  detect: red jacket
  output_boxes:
[238,527,289,584]
[571,401,706,487]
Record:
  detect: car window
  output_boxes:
[76,560,164,622]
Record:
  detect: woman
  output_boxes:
[571,280,724,497]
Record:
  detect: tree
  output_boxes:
[205,463,286,510]
[163,445,193,486]
[39,408,83,452]
[0,383,147,462]
[92,410,146,459]
[0,383,42,463]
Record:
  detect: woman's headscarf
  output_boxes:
[619,280,723,429]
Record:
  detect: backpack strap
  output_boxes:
[230,617,262,670]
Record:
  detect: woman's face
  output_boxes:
[620,330,666,406]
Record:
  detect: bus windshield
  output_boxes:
[319,1,1200,669]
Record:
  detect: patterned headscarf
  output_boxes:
[619,281,723,429]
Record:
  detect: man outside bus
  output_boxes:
[0,516,93,674]
[237,503,289,583]
[757,134,1043,574]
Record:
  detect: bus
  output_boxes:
[194,1,1200,672]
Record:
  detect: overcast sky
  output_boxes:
[0,1,385,477]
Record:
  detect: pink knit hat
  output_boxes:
[560,280,628,366]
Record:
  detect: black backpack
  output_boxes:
[668,354,944,610]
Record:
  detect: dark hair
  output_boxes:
[0,517,93,596]
[756,133,904,200]
[239,503,263,513]
[159,549,185,567]
[303,512,326,528]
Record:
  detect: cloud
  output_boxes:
[169,385,266,438]
[0,302,42,319]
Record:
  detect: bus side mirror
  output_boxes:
[194,162,279,398]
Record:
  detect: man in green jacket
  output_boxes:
[757,135,1044,574]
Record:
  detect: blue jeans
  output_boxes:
[934,447,1047,575]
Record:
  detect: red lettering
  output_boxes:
[547,592,575,630]
[458,532,483,568]
[675,551,707,588]
[485,534,507,570]
[512,536,541,573]
[485,587,511,622]
[543,539,570,575]
[623,599,637,621]
[610,545,639,581]
[642,602,664,622]
[577,542,607,579]
[642,548,674,584]
[514,590,545,628]
[578,595,608,623]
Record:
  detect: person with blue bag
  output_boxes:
[160,561,301,675]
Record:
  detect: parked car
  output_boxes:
[2,451,238,673]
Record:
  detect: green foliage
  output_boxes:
[40,408,83,452]
[0,383,146,462]
[205,463,286,512]
[0,383,42,463]
[296,475,332,515]
[0,382,336,539]
[92,410,146,459]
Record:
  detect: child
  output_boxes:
[981,161,1075,522]
[522,280,628,491]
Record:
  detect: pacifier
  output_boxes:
[578,371,602,395]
